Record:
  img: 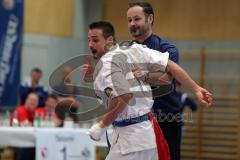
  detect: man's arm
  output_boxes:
[89,58,133,141]
[89,93,132,141]
[167,60,212,107]
[100,93,132,126]
[133,60,212,107]
[146,72,172,86]
[132,68,172,86]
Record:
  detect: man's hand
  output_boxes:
[132,68,148,81]
[82,57,94,82]
[88,121,106,141]
[194,87,212,107]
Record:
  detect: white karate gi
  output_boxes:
[93,43,169,160]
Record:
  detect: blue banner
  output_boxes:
[0,0,23,106]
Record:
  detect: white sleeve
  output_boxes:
[94,59,132,102]
[135,44,169,72]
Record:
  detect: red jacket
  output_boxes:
[10,105,35,125]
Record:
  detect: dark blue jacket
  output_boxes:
[133,34,181,115]
[20,78,48,107]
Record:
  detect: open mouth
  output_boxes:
[91,49,98,59]
[91,49,97,54]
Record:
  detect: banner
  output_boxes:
[0,0,23,106]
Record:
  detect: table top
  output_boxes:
[0,127,108,147]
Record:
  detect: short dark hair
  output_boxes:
[89,21,116,42]
[31,67,42,74]
[128,2,154,16]
[128,2,154,24]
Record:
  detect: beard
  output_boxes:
[129,23,149,38]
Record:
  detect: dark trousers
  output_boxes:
[158,120,182,160]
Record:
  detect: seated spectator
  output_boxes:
[10,92,39,126]
[35,94,57,117]
[35,94,62,127]
[13,93,38,160]
[20,67,48,107]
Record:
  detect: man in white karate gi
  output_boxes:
[86,21,212,160]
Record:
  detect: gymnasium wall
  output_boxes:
[104,0,240,40]
[21,0,103,86]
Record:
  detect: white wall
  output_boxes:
[21,0,103,88]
